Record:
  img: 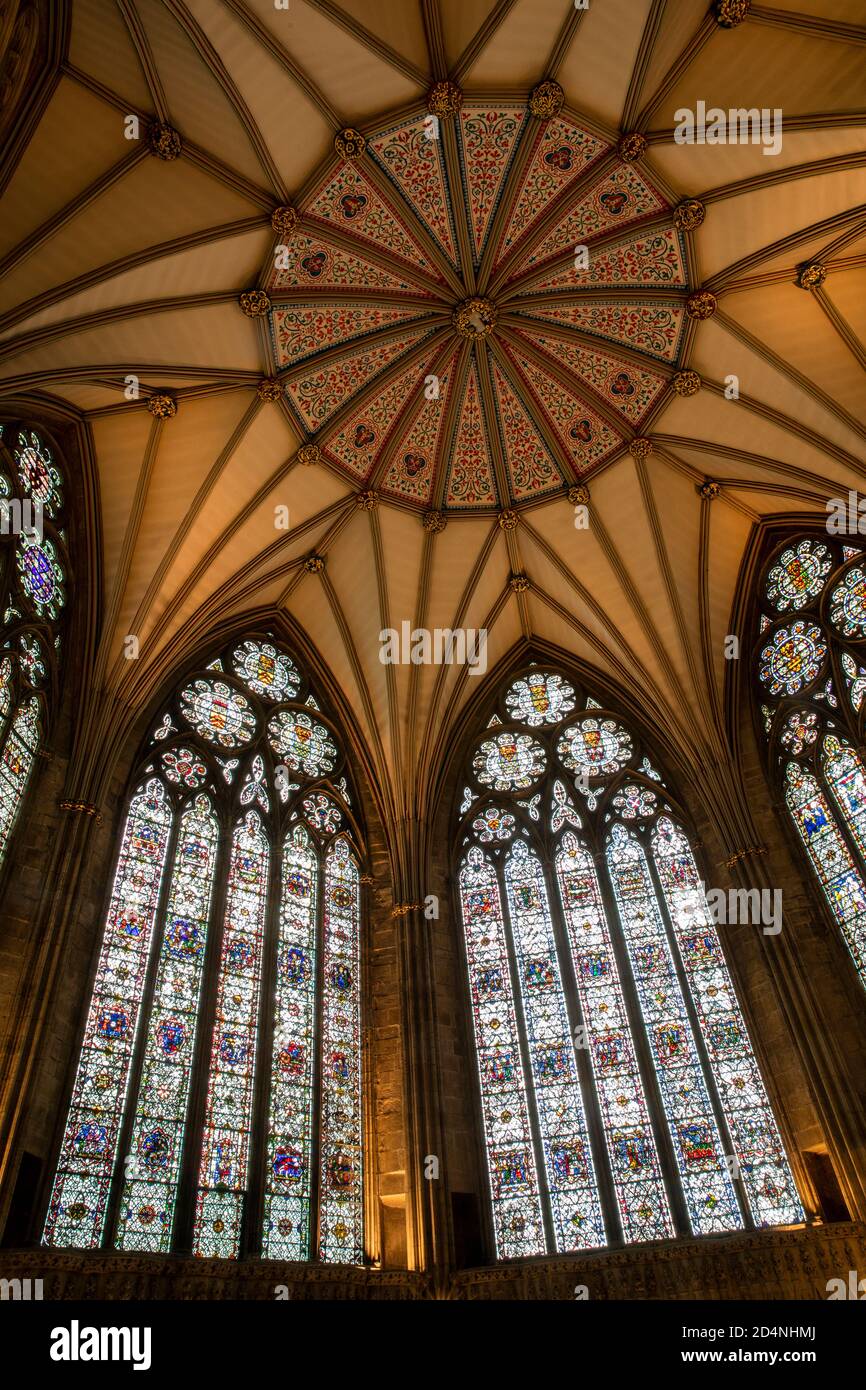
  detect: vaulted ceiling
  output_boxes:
[1,0,864,832]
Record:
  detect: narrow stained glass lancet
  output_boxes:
[116,794,220,1252]
[555,832,673,1242]
[652,818,802,1226]
[193,811,270,1258]
[263,825,319,1260]
[319,837,364,1264]
[459,846,546,1258]
[606,824,742,1235]
[44,781,173,1248]
[503,838,605,1249]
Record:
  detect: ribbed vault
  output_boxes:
[1,0,865,865]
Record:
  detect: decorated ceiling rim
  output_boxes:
[260,85,696,517]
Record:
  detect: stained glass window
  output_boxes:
[0,421,67,875]
[45,635,365,1263]
[319,838,364,1263]
[267,709,338,775]
[652,818,801,1226]
[264,826,319,1260]
[755,538,866,990]
[455,667,803,1257]
[44,781,173,1248]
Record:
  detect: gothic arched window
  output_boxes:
[0,422,66,869]
[43,635,364,1264]
[455,669,803,1259]
[754,537,866,990]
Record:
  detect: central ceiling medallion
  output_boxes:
[452,296,498,339]
[262,92,693,515]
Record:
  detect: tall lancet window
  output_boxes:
[754,537,866,990]
[0,422,66,869]
[44,636,364,1264]
[455,669,803,1260]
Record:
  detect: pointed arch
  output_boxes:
[43,632,366,1263]
[453,665,803,1258]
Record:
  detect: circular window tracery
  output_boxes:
[555,716,633,781]
[473,730,547,789]
[758,621,826,696]
[828,566,866,639]
[765,538,831,612]
[179,678,257,749]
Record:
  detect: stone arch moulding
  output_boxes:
[726,515,866,1224]
[430,638,836,1269]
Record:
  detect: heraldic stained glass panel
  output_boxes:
[459,846,546,1258]
[455,668,804,1257]
[319,838,364,1264]
[193,810,269,1258]
[44,636,364,1263]
[756,538,866,989]
[262,825,319,1261]
[554,831,673,1243]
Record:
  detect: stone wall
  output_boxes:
[2,1221,863,1300]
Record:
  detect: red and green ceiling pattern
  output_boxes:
[266,100,689,513]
